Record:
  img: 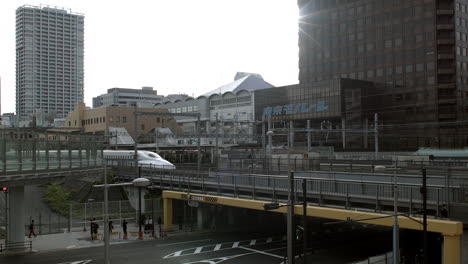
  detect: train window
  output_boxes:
[147,153,157,158]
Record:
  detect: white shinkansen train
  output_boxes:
[103,150,176,170]
[33,150,175,170]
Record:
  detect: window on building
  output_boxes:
[116,116,120,122]
[157,117,160,123]
[141,124,145,130]
[122,116,127,123]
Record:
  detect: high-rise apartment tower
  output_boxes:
[298,0,468,148]
[16,5,84,126]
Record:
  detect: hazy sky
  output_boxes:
[0,0,299,114]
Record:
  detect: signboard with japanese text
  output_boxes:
[263,101,329,117]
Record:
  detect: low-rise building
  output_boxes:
[64,103,181,142]
[92,87,163,108]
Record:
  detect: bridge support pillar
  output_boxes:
[8,185,25,243]
[163,198,172,231]
[197,206,207,227]
[443,234,461,264]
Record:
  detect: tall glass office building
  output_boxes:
[16,5,84,126]
[298,0,468,148]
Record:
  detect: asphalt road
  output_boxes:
[0,227,392,264]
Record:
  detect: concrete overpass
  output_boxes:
[161,190,463,264]
[0,130,105,245]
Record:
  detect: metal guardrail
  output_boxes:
[0,241,33,254]
[115,167,466,218]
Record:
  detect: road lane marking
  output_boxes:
[66,245,77,249]
[156,239,211,247]
[182,247,287,264]
[163,236,282,259]
[239,246,284,259]
[57,260,92,264]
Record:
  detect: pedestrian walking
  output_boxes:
[28,219,37,238]
[122,219,128,237]
[158,216,162,235]
[109,219,114,233]
[94,220,99,237]
[90,218,95,240]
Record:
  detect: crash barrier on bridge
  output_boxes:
[121,168,467,219]
[216,156,468,175]
[351,251,393,264]
[0,241,33,254]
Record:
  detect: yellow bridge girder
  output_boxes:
[162,190,463,263]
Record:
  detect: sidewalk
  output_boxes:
[1,225,213,253]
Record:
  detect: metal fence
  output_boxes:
[128,167,467,218]
[69,199,162,233]
[217,157,468,175]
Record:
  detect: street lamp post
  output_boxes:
[94,176,150,264]
[263,171,301,264]
[103,162,109,264]
[133,178,151,240]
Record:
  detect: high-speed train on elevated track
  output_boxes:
[30,150,175,170]
[103,150,176,170]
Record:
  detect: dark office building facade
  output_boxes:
[298,0,468,149]
[256,80,380,150]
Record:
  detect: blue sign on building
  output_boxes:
[263,101,328,117]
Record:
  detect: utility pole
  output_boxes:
[4,189,8,244]
[287,171,295,264]
[215,113,219,167]
[197,115,201,172]
[155,129,159,152]
[267,117,272,171]
[393,158,399,264]
[134,107,139,176]
[289,120,294,149]
[422,168,428,264]
[262,115,266,168]
[306,120,311,152]
[302,179,307,264]
[341,117,346,150]
[374,113,379,159]
[103,161,109,264]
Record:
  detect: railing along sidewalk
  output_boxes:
[0,241,33,254]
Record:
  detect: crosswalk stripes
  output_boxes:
[163,235,285,259]
[213,244,222,251]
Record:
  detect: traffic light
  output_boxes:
[1,187,8,192]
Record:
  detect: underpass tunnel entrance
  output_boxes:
[162,191,463,264]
